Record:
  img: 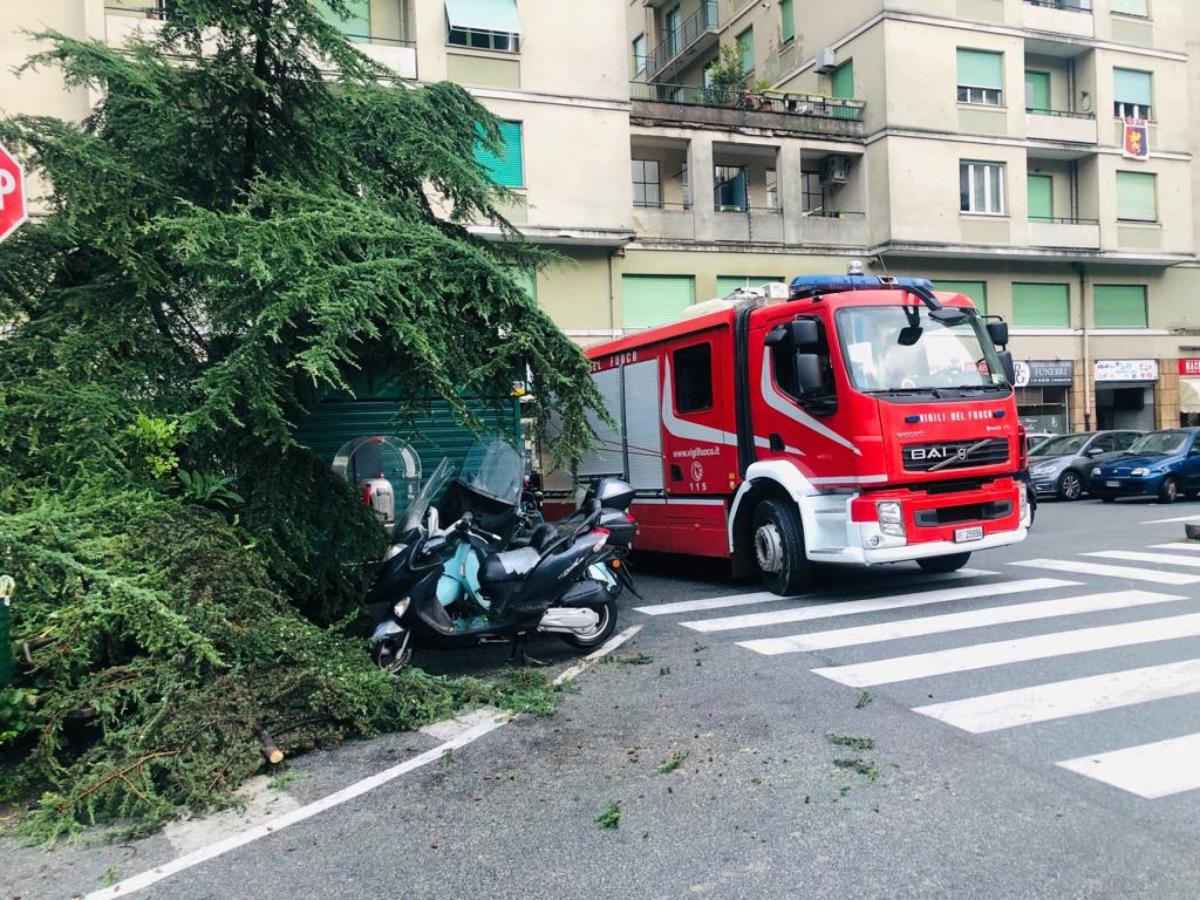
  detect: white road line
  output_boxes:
[1139,514,1200,525]
[552,624,644,685]
[681,578,1076,634]
[85,626,643,900]
[632,569,997,617]
[1150,542,1200,552]
[1058,733,1200,799]
[915,657,1200,734]
[811,611,1200,688]
[739,590,1181,655]
[1010,558,1200,585]
[1084,550,1200,569]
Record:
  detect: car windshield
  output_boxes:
[1128,431,1189,455]
[836,305,1007,392]
[1031,434,1089,457]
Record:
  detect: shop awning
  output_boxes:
[1180,377,1200,415]
[445,0,522,34]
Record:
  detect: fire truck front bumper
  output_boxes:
[847,523,1028,565]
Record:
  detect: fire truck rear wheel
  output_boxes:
[916,552,971,574]
[752,500,811,596]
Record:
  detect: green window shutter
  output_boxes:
[1111,0,1148,14]
[1027,174,1053,221]
[1113,68,1152,106]
[1024,70,1050,112]
[445,0,522,33]
[1116,171,1156,221]
[512,268,536,299]
[957,49,1003,89]
[737,27,754,74]
[831,60,854,99]
[932,280,988,316]
[622,275,695,328]
[780,0,795,43]
[474,120,524,188]
[1012,283,1070,328]
[716,275,783,296]
[316,0,370,41]
[1093,285,1148,328]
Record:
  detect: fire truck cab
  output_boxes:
[548,274,1030,595]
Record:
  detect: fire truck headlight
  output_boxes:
[876,501,905,537]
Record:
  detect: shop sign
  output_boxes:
[1094,359,1158,382]
[1014,360,1074,388]
[1178,359,1200,376]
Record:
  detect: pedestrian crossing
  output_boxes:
[634,541,1200,801]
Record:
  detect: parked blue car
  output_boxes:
[1089,428,1200,504]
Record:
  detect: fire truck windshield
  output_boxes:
[835,305,1007,394]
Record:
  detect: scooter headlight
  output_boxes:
[393,597,411,619]
[876,501,905,537]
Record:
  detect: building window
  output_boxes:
[1012,283,1070,328]
[1025,70,1051,113]
[932,280,988,316]
[446,0,521,53]
[631,159,661,209]
[1027,173,1054,222]
[714,165,747,212]
[622,274,695,329]
[736,27,755,75]
[474,120,524,188]
[673,343,714,414]
[1116,171,1156,222]
[960,161,1006,214]
[780,0,795,44]
[801,171,823,212]
[1093,285,1148,329]
[956,49,1003,106]
[1111,0,1149,15]
[633,34,647,75]
[765,168,778,210]
[665,5,682,58]
[681,161,690,207]
[1113,67,1152,119]
[316,0,370,42]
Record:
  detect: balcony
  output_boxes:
[644,2,720,83]
[1025,108,1097,144]
[712,207,785,243]
[1022,0,1094,38]
[633,202,697,242]
[630,81,866,138]
[1027,217,1100,250]
[798,210,868,247]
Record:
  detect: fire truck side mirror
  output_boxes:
[997,350,1017,386]
[986,320,1009,347]
[765,319,820,351]
[794,353,824,397]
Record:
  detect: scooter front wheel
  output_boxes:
[370,630,412,674]
[560,600,618,649]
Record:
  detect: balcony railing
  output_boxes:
[631,81,865,122]
[1029,216,1100,225]
[801,209,866,219]
[1026,106,1095,119]
[715,204,782,214]
[1023,0,1092,10]
[645,1,719,76]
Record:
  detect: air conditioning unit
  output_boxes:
[814,47,837,74]
[820,155,850,186]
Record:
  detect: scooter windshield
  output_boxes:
[398,458,456,535]
[458,439,523,505]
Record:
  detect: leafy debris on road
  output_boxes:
[833,758,880,781]
[656,752,688,775]
[826,734,875,751]
[855,690,875,709]
[595,800,621,830]
[612,652,654,666]
[693,642,708,653]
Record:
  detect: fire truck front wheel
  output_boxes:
[916,552,972,574]
[752,500,811,596]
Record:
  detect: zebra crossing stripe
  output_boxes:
[1010,558,1200,585]
[1149,542,1200,553]
[1083,550,1200,569]
[632,569,997,617]
[915,657,1200,734]
[811,611,1200,687]
[738,590,1181,655]
[681,578,1075,634]
[1058,733,1200,798]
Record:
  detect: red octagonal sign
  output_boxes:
[0,142,28,243]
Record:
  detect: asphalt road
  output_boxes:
[10,497,1200,899]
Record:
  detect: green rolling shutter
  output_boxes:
[622,275,695,328]
[1093,285,1148,328]
[780,0,795,43]
[1012,283,1070,327]
[932,280,988,315]
[1113,68,1152,106]
[1116,171,1156,221]
[315,0,370,41]
[832,60,854,98]
[1025,70,1050,112]
[716,276,783,296]
[1111,0,1148,15]
[474,121,524,188]
[1027,174,1053,221]
[736,27,754,74]
[513,268,536,299]
[957,49,1003,89]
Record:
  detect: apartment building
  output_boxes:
[625,0,1200,434]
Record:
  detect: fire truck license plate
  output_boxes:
[954,526,984,543]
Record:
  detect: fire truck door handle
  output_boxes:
[769,433,785,452]
[670,465,683,481]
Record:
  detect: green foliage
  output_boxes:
[177,470,244,510]
[122,415,180,480]
[706,44,749,94]
[595,800,621,830]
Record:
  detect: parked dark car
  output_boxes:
[1089,428,1200,503]
[1028,430,1143,501]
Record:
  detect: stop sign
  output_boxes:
[0,142,27,242]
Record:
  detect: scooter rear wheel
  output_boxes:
[560,600,619,649]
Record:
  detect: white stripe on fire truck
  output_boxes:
[759,355,862,456]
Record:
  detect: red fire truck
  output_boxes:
[545,274,1030,595]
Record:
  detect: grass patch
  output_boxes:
[595,800,621,830]
[492,669,561,717]
[656,752,688,775]
[825,733,875,751]
[832,758,879,782]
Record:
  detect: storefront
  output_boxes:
[1179,359,1200,427]
[1094,359,1158,432]
[1014,360,1073,434]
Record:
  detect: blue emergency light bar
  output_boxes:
[788,274,935,300]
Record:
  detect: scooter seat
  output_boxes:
[527,522,559,552]
[480,546,540,584]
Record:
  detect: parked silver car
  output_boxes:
[1028,430,1144,500]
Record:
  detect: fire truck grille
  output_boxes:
[902,438,1010,472]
